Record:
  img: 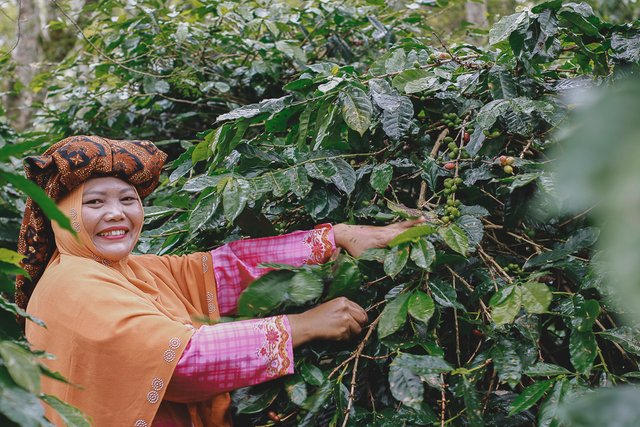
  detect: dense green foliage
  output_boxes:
[2,0,640,425]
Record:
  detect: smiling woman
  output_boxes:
[16,136,421,427]
[81,177,144,261]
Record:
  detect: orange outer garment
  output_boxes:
[25,184,231,427]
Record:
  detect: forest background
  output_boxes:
[1,0,640,426]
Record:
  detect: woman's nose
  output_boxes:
[104,202,125,220]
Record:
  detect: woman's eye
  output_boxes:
[84,199,102,205]
[122,196,137,202]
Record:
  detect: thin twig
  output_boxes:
[478,246,513,283]
[340,313,384,427]
[0,0,21,59]
[445,265,492,321]
[51,0,171,78]
[418,128,450,207]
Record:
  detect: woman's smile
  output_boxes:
[96,226,130,239]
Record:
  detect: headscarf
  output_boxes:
[19,136,231,426]
[16,135,166,309]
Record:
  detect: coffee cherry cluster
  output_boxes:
[503,263,522,275]
[441,177,463,223]
[498,155,515,174]
[483,129,502,139]
[442,112,462,128]
[444,136,470,160]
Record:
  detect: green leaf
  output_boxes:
[0,139,45,162]
[572,299,600,332]
[378,293,410,338]
[0,341,40,393]
[341,86,372,136]
[289,270,324,305]
[388,225,436,247]
[438,224,469,256]
[388,363,424,410]
[430,280,463,309]
[237,270,293,316]
[490,286,522,325]
[382,96,414,141]
[393,353,453,375]
[384,49,407,73]
[383,246,409,278]
[370,163,393,193]
[570,329,597,375]
[525,362,571,377]
[410,239,436,271]
[0,171,73,233]
[392,69,437,94]
[491,338,524,387]
[538,380,569,427]
[329,158,357,194]
[408,291,435,324]
[299,380,331,414]
[462,377,484,427]
[40,394,91,427]
[490,11,528,45]
[300,362,325,386]
[284,375,308,407]
[0,295,45,327]
[222,178,251,222]
[188,192,219,235]
[509,380,554,416]
[521,282,552,314]
[488,66,518,100]
[326,257,362,300]
[457,215,483,251]
[598,327,640,356]
[0,248,23,266]
[0,366,46,427]
[284,166,312,198]
[233,385,279,414]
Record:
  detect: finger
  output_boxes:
[347,317,363,337]
[401,217,427,227]
[345,300,368,324]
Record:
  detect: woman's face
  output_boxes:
[81,177,143,260]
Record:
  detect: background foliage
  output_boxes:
[2,0,640,425]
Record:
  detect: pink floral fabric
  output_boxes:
[211,224,335,315]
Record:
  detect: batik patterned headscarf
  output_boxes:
[16,135,167,309]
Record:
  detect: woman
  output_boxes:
[16,136,421,426]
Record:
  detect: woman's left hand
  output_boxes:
[333,218,427,258]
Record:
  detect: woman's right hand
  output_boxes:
[288,297,368,347]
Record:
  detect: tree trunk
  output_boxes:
[6,0,42,130]
[465,1,488,28]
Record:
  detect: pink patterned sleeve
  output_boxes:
[212,224,336,315]
[164,315,294,403]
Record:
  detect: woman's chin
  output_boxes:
[93,241,135,261]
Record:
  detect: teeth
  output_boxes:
[98,229,127,237]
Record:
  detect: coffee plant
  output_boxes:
[150,2,640,426]
[2,0,640,425]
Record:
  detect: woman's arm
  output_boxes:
[164,298,367,403]
[211,225,336,315]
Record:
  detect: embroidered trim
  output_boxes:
[134,420,148,427]
[151,377,164,391]
[69,208,81,232]
[202,254,209,273]
[206,291,216,314]
[169,337,181,350]
[162,336,181,363]
[143,377,164,407]
[146,390,159,404]
[254,316,291,378]
[302,225,333,264]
